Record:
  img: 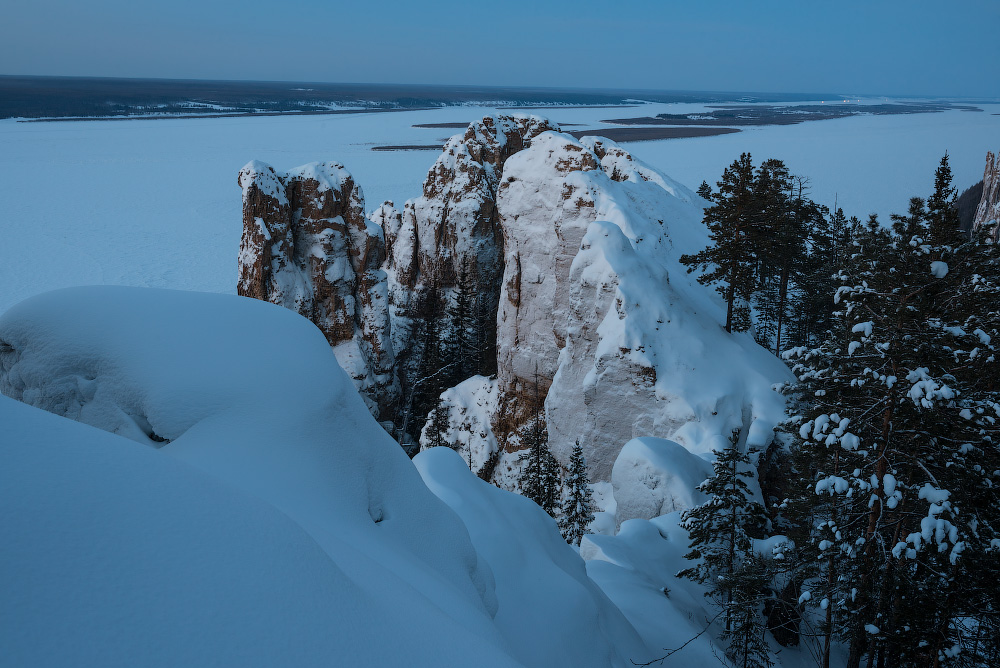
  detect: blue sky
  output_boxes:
[2,0,997,97]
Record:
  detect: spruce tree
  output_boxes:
[678,429,770,628]
[697,180,713,199]
[517,416,561,517]
[423,401,453,451]
[720,553,776,668]
[559,440,595,546]
[450,260,478,381]
[517,372,561,517]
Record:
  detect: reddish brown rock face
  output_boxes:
[237,160,398,420]
[973,151,1000,242]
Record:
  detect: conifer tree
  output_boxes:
[517,373,561,517]
[423,401,453,451]
[449,259,484,381]
[720,553,776,668]
[517,417,561,517]
[749,158,803,352]
[559,440,595,546]
[781,156,1000,668]
[681,153,758,333]
[697,180,713,199]
[678,429,770,629]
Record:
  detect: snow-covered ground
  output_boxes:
[1,101,997,314]
[0,286,827,667]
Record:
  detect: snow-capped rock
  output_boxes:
[418,374,500,476]
[382,114,556,363]
[973,150,999,242]
[494,132,791,480]
[238,160,398,419]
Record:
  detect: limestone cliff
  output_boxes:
[973,150,1000,242]
[490,133,790,481]
[383,115,557,366]
[238,160,398,419]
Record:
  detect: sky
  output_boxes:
[2,0,998,98]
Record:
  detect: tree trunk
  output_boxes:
[774,263,789,355]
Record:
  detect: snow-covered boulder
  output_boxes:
[493,131,791,479]
[419,374,500,476]
[238,160,398,419]
[611,437,712,529]
[0,287,523,664]
[415,446,653,668]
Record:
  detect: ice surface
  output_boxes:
[2,102,998,314]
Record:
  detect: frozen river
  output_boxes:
[2,101,998,313]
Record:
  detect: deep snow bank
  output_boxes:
[0,287,520,666]
[0,395,520,667]
[611,437,712,529]
[415,446,653,668]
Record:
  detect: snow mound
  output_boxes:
[611,437,712,529]
[0,395,521,667]
[0,287,522,666]
[581,514,725,664]
[415,446,653,668]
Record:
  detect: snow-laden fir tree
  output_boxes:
[720,553,776,668]
[678,430,770,627]
[781,155,1000,668]
[559,440,595,546]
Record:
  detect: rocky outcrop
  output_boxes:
[238,160,398,419]
[491,133,790,481]
[383,115,557,364]
[973,150,1000,241]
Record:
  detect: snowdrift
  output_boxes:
[3,286,712,667]
[0,287,519,666]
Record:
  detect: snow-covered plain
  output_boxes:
[1,101,998,314]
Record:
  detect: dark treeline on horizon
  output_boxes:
[0,75,849,119]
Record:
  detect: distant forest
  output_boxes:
[0,76,840,120]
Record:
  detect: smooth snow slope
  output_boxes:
[416,447,653,667]
[1,102,997,314]
[0,395,521,668]
[0,287,525,667]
